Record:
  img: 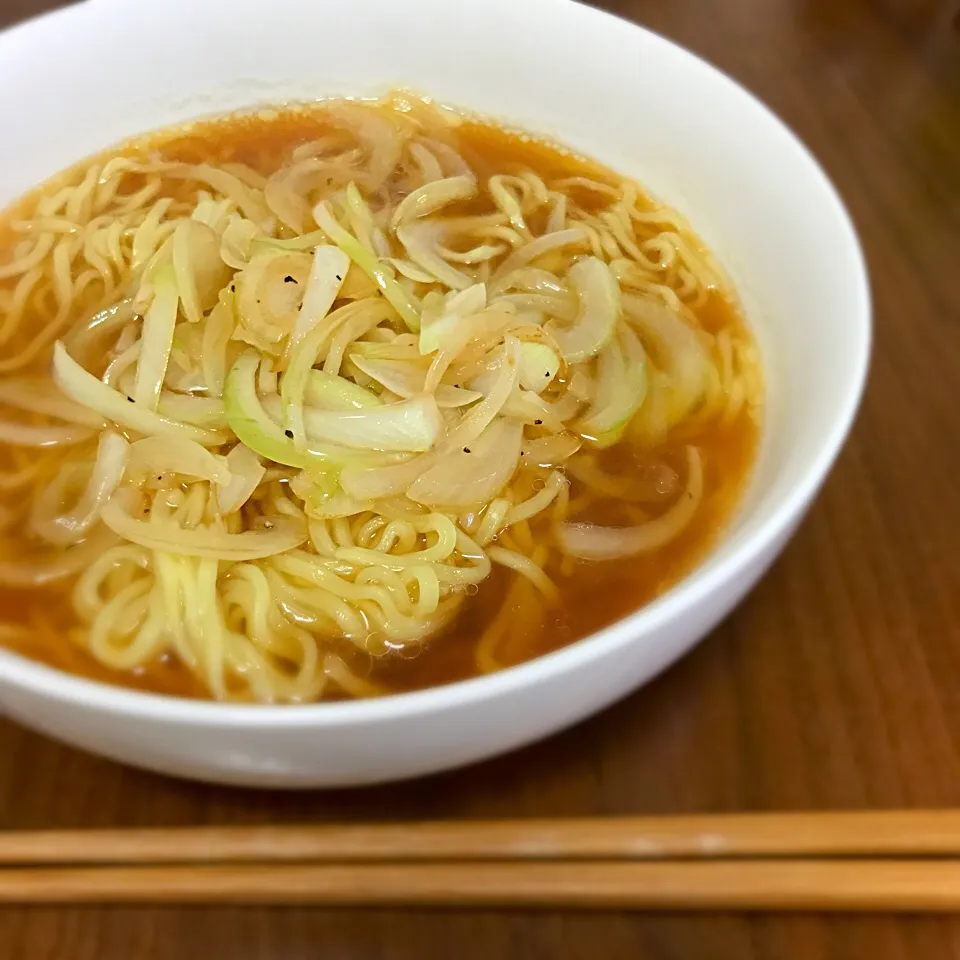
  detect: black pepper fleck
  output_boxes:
[284,429,294,439]
[534,419,543,425]
[335,274,342,281]
[463,447,471,453]
[284,275,298,284]
[230,284,236,293]
[127,396,134,403]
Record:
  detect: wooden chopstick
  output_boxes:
[4,860,960,910]
[4,810,960,866]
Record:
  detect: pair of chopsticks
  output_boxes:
[5,810,960,909]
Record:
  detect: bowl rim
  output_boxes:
[0,0,871,727]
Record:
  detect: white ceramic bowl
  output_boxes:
[0,0,869,787]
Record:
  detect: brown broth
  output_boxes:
[0,102,760,701]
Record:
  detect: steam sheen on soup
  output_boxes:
[0,93,761,702]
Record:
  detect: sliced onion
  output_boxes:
[489,228,587,290]
[349,338,422,362]
[0,378,105,429]
[285,245,350,359]
[546,257,620,363]
[131,200,173,272]
[161,163,273,229]
[349,355,428,397]
[227,354,401,473]
[622,293,711,425]
[172,220,230,325]
[344,182,381,254]
[521,432,582,466]
[224,351,338,470]
[417,138,475,180]
[0,525,120,587]
[391,176,477,228]
[251,230,328,256]
[387,258,438,283]
[337,262,379,300]
[436,241,505,264]
[101,495,305,561]
[102,342,141,395]
[348,356,480,408]
[323,101,402,192]
[408,417,522,509]
[505,470,568,525]
[314,200,421,331]
[235,250,313,351]
[0,420,94,447]
[265,170,311,235]
[419,283,487,355]
[408,141,444,182]
[441,336,520,453]
[218,444,266,515]
[488,176,531,236]
[396,222,474,291]
[31,431,129,544]
[340,453,434,501]
[493,292,576,323]
[300,489,374,520]
[566,456,679,503]
[424,309,517,394]
[538,387,584,423]
[517,342,561,392]
[191,195,234,233]
[128,435,231,485]
[298,395,443,453]
[281,300,393,448]
[281,316,339,449]
[435,386,482,408]
[53,342,226,447]
[220,216,264,269]
[501,389,567,432]
[577,325,647,448]
[156,394,228,430]
[200,292,235,398]
[322,299,397,377]
[133,262,180,409]
[498,266,568,295]
[304,369,383,410]
[555,447,703,560]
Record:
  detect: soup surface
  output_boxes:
[0,93,760,702]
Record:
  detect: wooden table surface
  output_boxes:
[2,0,960,956]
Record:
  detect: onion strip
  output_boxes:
[556,447,703,559]
[101,496,306,560]
[53,342,226,446]
[30,431,129,544]
[313,199,421,332]
[132,263,180,409]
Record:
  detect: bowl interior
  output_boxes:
[0,0,869,714]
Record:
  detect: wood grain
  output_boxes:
[12,811,960,865]
[0,0,958,956]
[11,860,960,911]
